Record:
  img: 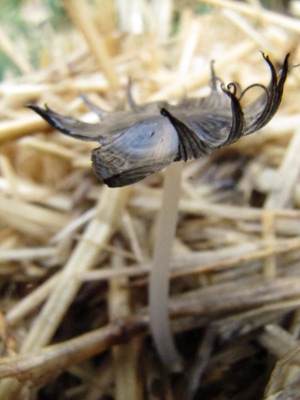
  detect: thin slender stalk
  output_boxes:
[63,0,120,90]
[149,162,183,371]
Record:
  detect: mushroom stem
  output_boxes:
[149,161,183,371]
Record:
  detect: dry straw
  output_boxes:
[0,0,300,399]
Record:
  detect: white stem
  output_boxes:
[149,161,183,371]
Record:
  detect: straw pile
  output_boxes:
[0,0,300,399]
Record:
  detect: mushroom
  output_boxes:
[29,52,289,370]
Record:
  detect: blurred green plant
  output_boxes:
[47,0,69,28]
[0,0,70,80]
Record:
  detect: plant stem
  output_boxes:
[149,162,183,371]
